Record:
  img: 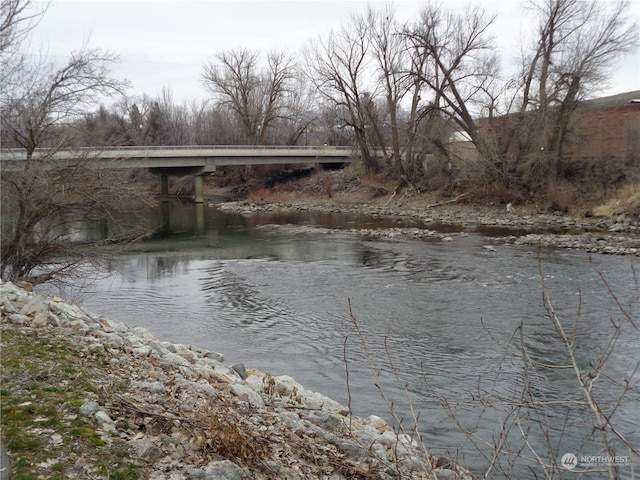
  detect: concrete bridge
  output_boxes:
[0,145,355,202]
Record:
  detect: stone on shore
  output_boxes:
[217,199,640,256]
[0,280,474,480]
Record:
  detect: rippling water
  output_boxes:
[72,203,638,478]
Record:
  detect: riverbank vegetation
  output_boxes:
[0,324,143,480]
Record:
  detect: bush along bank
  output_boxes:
[0,281,473,480]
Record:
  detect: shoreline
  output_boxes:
[213,196,640,256]
[2,193,638,478]
[1,280,472,480]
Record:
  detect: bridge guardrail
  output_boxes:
[1,145,355,155]
[104,145,353,151]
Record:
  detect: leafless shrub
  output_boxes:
[544,182,576,213]
[346,300,457,478]
[0,3,144,286]
[345,256,639,479]
[1,155,155,285]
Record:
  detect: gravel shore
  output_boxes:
[214,196,640,256]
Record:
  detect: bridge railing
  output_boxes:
[1,145,355,155]
[102,145,354,151]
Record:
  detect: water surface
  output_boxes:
[74,202,639,478]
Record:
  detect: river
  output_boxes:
[70,201,639,478]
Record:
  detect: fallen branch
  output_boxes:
[425,190,472,208]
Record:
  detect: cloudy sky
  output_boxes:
[27,0,640,104]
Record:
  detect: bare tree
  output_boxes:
[136,87,192,145]
[405,3,500,182]
[202,48,260,143]
[0,0,47,53]
[362,4,446,183]
[1,45,128,156]
[202,48,302,145]
[190,102,237,145]
[305,15,380,172]
[1,158,153,284]
[1,0,48,100]
[0,6,155,285]
[267,73,317,146]
[258,51,299,144]
[504,0,638,184]
[363,5,411,176]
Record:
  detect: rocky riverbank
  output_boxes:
[0,280,472,480]
[215,197,640,256]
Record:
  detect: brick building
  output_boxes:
[560,92,640,184]
[563,99,640,164]
[470,91,640,185]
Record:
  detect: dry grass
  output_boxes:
[592,182,640,217]
[246,187,274,203]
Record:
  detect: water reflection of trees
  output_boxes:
[115,255,193,283]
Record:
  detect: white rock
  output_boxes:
[131,326,156,341]
[129,438,163,464]
[174,344,197,363]
[101,318,130,333]
[79,401,101,416]
[201,459,247,479]
[102,332,126,347]
[272,375,346,413]
[362,415,390,431]
[202,350,225,364]
[162,351,192,368]
[7,313,30,325]
[89,343,106,355]
[94,410,113,423]
[433,469,460,480]
[19,294,47,316]
[229,383,265,408]
[130,381,166,393]
[132,345,153,357]
[272,375,301,397]
[244,372,264,393]
[301,390,346,413]
[181,380,218,399]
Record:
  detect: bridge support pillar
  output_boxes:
[195,203,204,233]
[194,175,204,203]
[160,174,169,203]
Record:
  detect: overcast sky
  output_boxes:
[27,0,640,104]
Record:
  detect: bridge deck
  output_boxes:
[0,146,355,172]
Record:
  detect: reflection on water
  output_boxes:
[73,201,638,479]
